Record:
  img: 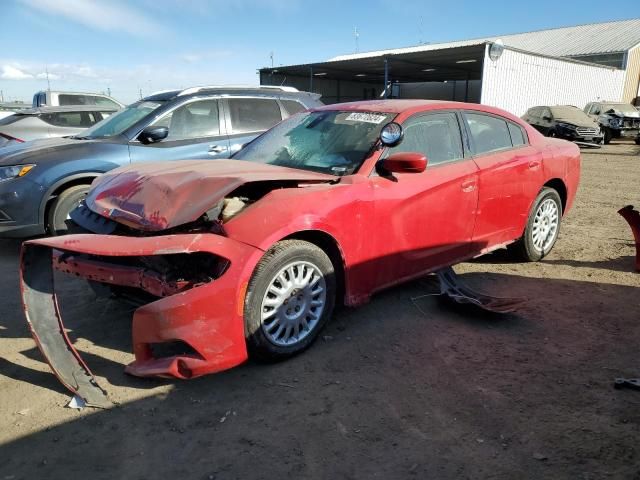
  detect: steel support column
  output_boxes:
[383,58,389,99]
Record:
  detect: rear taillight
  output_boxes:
[0,133,24,143]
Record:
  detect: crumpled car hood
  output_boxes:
[604,109,640,118]
[86,159,335,231]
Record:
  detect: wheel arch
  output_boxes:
[281,229,347,307]
[40,173,101,228]
[543,178,567,213]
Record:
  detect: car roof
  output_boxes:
[141,86,320,103]
[14,105,120,115]
[34,90,116,96]
[314,99,517,117]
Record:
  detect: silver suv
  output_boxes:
[32,90,124,109]
[0,105,119,147]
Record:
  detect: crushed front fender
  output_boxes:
[20,233,264,407]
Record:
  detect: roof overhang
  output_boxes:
[260,43,488,83]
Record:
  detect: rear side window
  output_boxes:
[281,100,307,116]
[40,112,100,127]
[0,115,25,126]
[466,113,512,155]
[228,98,282,133]
[94,97,121,109]
[388,112,464,166]
[508,123,526,146]
[59,94,91,106]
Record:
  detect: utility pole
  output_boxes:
[354,27,360,53]
[107,87,111,97]
[0,90,3,103]
[270,51,274,68]
[45,65,51,92]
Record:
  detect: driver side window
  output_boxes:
[153,99,220,141]
[387,112,464,167]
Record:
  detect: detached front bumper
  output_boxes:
[20,233,264,407]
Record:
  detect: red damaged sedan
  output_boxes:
[20,100,580,406]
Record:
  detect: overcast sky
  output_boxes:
[1,0,638,104]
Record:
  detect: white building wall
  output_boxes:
[481,47,626,116]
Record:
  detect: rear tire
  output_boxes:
[47,185,90,236]
[509,188,562,262]
[603,128,612,144]
[244,240,336,361]
[635,137,640,146]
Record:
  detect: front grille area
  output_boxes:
[623,118,640,129]
[576,127,599,136]
[54,250,229,299]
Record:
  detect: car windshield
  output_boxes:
[77,101,165,139]
[602,104,638,115]
[232,110,395,175]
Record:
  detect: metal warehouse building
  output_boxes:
[259,19,640,116]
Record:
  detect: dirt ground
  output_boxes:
[1,142,639,480]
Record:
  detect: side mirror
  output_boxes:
[138,126,169,145]
[543,115,552,121]
[381,152,427,174]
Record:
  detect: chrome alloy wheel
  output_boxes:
[260,261,327,347]
[531,198,559,252]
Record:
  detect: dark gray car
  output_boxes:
[0,105,119,147]
[0,86,322,238]
[522,105,603,145]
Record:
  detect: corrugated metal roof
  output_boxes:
[330,18,640,62]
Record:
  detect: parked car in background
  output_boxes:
[0,105,119,147]
[522,105,603,145]
[0,101,30,120]
[584,101,640,144]
[32,90,124,109]
[0,85,322,237]
[19,99,581,405]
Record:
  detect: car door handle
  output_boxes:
[461,179,476,192]
[528,160,541,169]
[208,145,228,154]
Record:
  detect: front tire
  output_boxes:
[47,185,90,236]
[509,188,562,262]
[244,240,336,361]
[603,127,612,144]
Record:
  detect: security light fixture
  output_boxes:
[489,39,505,61]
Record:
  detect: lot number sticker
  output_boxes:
[345,112,387,124]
